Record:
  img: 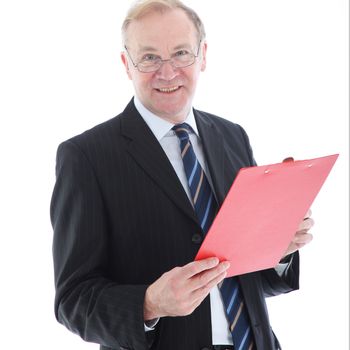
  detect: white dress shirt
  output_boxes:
[134,96,233,345]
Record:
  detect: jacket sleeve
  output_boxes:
[259,252,300,297]
[50,140,152,350]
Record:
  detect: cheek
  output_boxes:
[133,75,151,94]
[184,70,200,90]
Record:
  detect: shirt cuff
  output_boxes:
[275,263,289,277]
[144,318,160,332]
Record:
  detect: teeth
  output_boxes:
[158,86,179,93]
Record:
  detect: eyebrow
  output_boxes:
[137,43,193,55]
[137,46,158,53]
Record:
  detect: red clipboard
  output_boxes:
[195,154,338,277]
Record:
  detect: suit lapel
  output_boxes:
[194,110,226,205]
[120,100,198,225]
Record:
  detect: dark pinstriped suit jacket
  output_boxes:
[51,98,299,350]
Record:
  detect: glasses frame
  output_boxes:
[124,40,202,73]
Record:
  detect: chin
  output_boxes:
[156,101,189,117]
[161,108,187,121]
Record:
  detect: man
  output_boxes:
[51,1,314,349]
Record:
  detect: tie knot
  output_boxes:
[172,123,192,140]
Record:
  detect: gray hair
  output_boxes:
[121,0,206,46]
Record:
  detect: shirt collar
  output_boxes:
[134,95,199,141]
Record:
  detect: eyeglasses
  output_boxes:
[124,41,202,73]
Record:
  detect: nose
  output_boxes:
[155,60,178,81]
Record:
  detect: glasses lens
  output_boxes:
[173,54,195,68]
[138,62,161,72]
[137,53,196,72]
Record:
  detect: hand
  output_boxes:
[143,257,229,320]
[283,209,314,257]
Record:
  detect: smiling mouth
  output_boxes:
[156,86,181,93]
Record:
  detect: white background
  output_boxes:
[0,1,348,349]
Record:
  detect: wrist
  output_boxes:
[144,285,160,321]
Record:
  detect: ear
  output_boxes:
[121,52,132,80]
[200,41,207,72]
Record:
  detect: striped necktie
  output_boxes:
[173,123,255,350]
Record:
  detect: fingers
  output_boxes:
[295,214,314,247]
[186,263,229,313]
[144,257,230,319]
[304,209,312,219]
[190,269,228,303]
[293,231,313,245]
[298,217,314,231]
[298,207,314,231]
[188,260,230,291]
[283,212,315,257]
[181,257,220,279]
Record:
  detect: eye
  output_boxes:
[174,50,190,57]
[141,54,160,62]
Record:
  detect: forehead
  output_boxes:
[126,8,198,52]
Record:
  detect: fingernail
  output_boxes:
[211,257,219,265]
[222,262,230,270]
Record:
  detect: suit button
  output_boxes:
[192,233,202,244]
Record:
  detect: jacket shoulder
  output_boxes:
[195,109,252,146]
[60,99,137,153]
[67,115,122,148]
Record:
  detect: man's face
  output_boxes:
[121,8,207,123]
